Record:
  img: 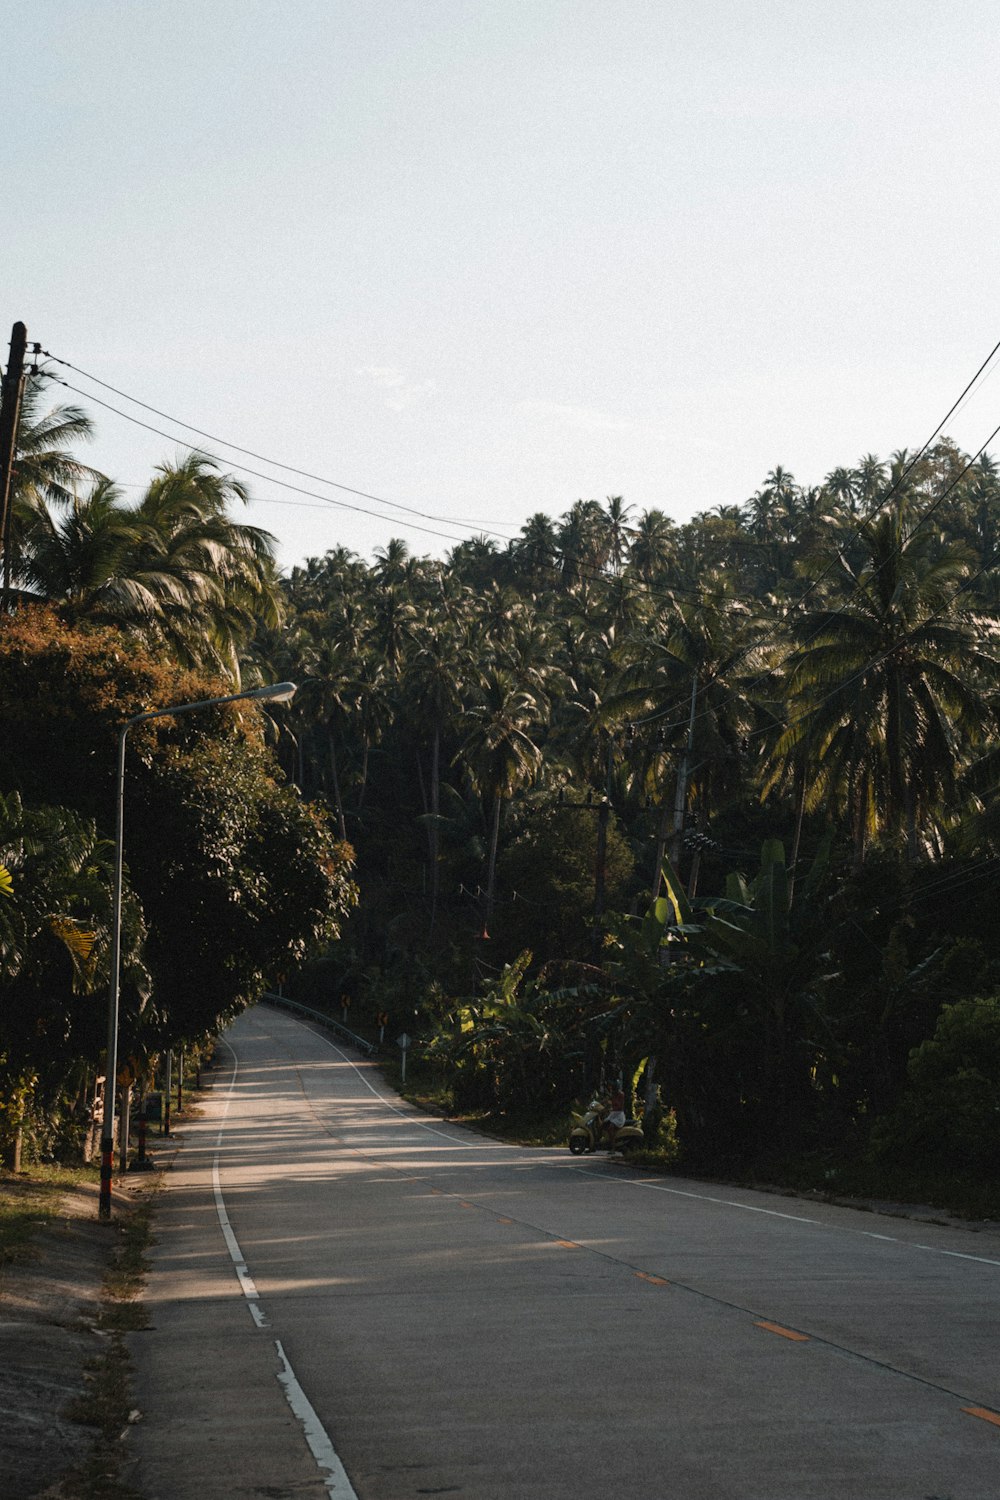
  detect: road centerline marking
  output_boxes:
[755,1320,810,1342]
[963,1406,1000,1428]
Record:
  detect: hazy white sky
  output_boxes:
[7,0,1000,570]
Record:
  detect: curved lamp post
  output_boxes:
[99,681,297,1220]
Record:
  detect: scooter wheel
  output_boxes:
[568,1135,588,1155]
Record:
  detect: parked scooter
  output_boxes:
[568,1096,645,1155]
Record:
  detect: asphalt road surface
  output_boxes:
[126,1003,1000,1500]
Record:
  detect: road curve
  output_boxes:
[126,1003,1000,1500]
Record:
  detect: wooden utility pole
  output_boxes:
[0,321,28,606]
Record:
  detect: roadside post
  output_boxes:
[396,1032,411,1084]
[130,1091,155,1172]
[163,1051,172,1137]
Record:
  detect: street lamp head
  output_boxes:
[243,681,297,704]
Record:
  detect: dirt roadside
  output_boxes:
[0,1173,154,1500]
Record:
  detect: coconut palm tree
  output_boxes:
[606,589,766,888]
[603,495,632,577]
[17,453,282,681]
[403,617,471,931]
[455,669,545,937]
[4,382,104,599]
[777,503,994,862]
[512,513,559,587]
[129,454,283,678]
[627,509,676,584]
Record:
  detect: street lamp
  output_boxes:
[99,681,297,1220]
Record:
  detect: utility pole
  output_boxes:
[0,321,28,607]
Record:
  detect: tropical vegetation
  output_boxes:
[1,374,999,1211]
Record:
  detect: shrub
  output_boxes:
[870,993,1000,1171]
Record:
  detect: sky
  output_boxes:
[6,0,1000,573]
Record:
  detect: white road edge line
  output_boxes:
[275,1339,359,1499]
[212,1042,261,1306]
[291,1015,515,1148]
[217,1038,356,1496]
[575,1169,821,1225]
[588,1170,1000,1270]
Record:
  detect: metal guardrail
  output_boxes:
[262,992,379,1056]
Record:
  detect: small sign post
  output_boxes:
[396,1032,411,1084]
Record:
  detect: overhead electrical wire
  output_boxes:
[33,364,752,616]
[40,350,521,538]
[37,372,484,551]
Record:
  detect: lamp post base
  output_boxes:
[98,1135,114,1220]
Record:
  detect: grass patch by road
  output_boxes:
[0,1163,101,1266]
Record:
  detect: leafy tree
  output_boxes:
[0,608,356,1052]
[497,802,634,966]
[870,994,1000,1171]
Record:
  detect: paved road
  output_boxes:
[127,1003,1000,1499]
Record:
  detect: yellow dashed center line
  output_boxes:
[755,1320,810,1342]
[438,1187,994,1434]
[963,1406,1000,1428]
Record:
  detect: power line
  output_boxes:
[37,373,484,551]
[35,366,757,617]
[40,350,522,538]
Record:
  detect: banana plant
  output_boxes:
[604,834,837,1157]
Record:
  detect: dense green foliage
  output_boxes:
[0,611,355,1161]
[2,384,999,1204]
[267,452,1000,1197]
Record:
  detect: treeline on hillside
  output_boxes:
[2,381,999,1195]
[267,445,1000,1190]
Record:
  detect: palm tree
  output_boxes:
[777,503,994,862]
[745,466,797,543]
[372,537,411,585]
[17,453,283,682]
[606,590,765,889]
[130,454,283,678]
[5,382,104,598]
[557,500,609,589]
[603,495,632,577]
[17,478,141,613]
[455,669,545,937]
[403,617,470,931]
[853,454,888,515]
[823,465,858,517]
[512,513,559,587]
[627,508,676,584]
